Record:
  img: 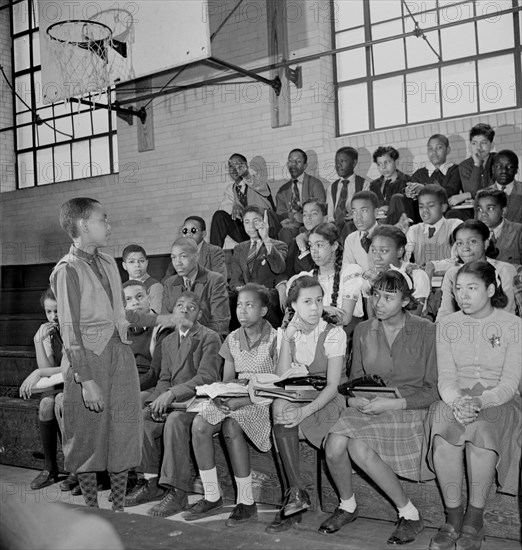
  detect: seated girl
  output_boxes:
[322,270,438,545]
[369,225,430,316]
[436,220,517,319]
[266,275,347,533]
[428,261,521,550]
[184,284,277,526]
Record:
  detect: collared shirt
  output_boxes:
[492,219,505,240]
[342,222,379,271]
[496,182,514,196]
[427,162,454,177]
[422,216,445,236]
[292,172,305,202]
[334,173,356,209]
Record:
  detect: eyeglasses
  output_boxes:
[181,227,201,235]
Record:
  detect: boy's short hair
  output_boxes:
[184,216,206,231]
[475,188,507,209]
[171,236,198,254]
[40,287,56,308]
[302,197,327,215]
[494,149,519,169]
[351,190,379,209]
[417,184,448,205]
[238,283,271,308]
[122,244,147,261]
[174,291,201,309]
[372,146,399,163]
[122,279,148,292]
[229,153,248,164]
[469,123,495,142]
[242,205,264,218]
[59,198,100,238]
[336,146,358,161]
[428,134,449,148]
[289,148,307,163]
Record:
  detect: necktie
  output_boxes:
[93,254,114,306]
[247,240,258,275]
[428,226,436,238]
[382,179,391,200]
[489,231,497,246]
[183,277,191,292]
[334,179,349,224]
[432,169,443,185]
[360,232,371,253]
[235,182,248,207]
[291,179,301,212]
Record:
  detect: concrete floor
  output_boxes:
[1,465,521,550]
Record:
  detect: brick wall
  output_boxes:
[1,0,521,266]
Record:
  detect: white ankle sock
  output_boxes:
[339,495,357,513]
[397,500,419,520]
[234,474,255,505]
[199,468,221,502]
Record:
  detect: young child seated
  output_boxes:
[122,244,163,313]
[437,220,517,319]
[124,292,222,517]
[429,261,521,550]
[322,270,438,545]
[369,146,411,225]
[184,284,278,525]
[326,146,369,239]
[405,184,462,266]
[475,189,522,266]
[162,237,230,337]
[488,150,522,223]
[229,206,288,328]
[163,216,227,282]
[19,288,67,490]
[370,225,430,316]
[342,191,380,272]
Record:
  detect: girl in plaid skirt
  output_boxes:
[322,269,439,545]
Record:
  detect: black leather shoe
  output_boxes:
[30,470,59,490]
[430,523,460,550]
[124,479,165,507]
[387,516,424,545]
[283,487,311,517]
[265,510,302,533]
[182,497,223,521]
[318,506,358,534]
[147,489,188,517]
[225,503,257,527]
[71,483,82,496]
[60,473,79,492]
[456,525,485,550]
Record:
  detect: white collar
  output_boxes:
[423,217,445,235]
[427,162,454,176]
[358,222,379,238]
[292,173,305,185]
[496,182,514,195]
[492,219,504,239]
[339,173,355,184]
[179,328,190,338]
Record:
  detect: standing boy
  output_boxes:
[50,198,176,511]
[122,244,163,313]
[488,150,522,223]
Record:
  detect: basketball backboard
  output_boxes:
[38,0,211,103]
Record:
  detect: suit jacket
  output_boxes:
[162,265,230,334]
[411,165,462,198]
[496,218,522,266]
[275,173,326,221]
[148,322,221,403]
[487,181,522,223]
[230,239,288,289]
[163,240,227,282]
[369,171,410,207]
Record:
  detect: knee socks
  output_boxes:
[109,470,128,512]
[445,504,464,531]
[462,504,484,532]
[273,424,301,489]
[39,419,58,473]
[78,472,98,507]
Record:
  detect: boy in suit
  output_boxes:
[475,188,522,265]
[162,237,230,337]
[163,216,227,281]
[276,148,326,244]
[124,292,222,517]
[488,150,522,223]
[327,146,369,238]
[230,206,288,328]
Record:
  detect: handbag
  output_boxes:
[274,375,327,391]
[337,374,386,396]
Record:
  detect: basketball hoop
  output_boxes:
[46,20,113,100]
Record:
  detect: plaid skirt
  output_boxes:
[427,396,522,495]
[201,401,272,452]
[301,394,347,449]
[329,407,431,481]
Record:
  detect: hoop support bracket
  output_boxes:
[207,56,282,96]
[68,98,147,125]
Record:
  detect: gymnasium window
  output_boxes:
[7,0,118,189]
[334,0,522,136]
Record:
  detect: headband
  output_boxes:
[388,265,413,290]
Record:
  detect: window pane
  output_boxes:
[372,20,404,74]
[478,55,516,111]
[33,70,46,109]
[373,76,406,128]
[477,12,514,54]
[338,83,369,134]
[72,140,90,179]
[336,29,367,81]
[370,0,402,23]
[18,152,34,188]
[36,107,56,146]
[73,111,93,138]
[91,137,110,176]
[404,19,440,68]
[439,1,474,25]
[15,74,33,111]
[32,32,40,66]
[31,0,39,27]
[14,36,31,71]
[54,144,72,182]
[12,0,30,34]
[36,148,54,185]
[403,2,438,27]
[92,107,109,134]
[441,22,476,61]
[17,111,32,125]
[53,103,73,143]
[336,0,364,31]
[17,124,33,149]
[441,61,477,118]
[112,134,118,173]
[405,68,440,123]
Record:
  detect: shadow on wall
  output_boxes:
[397,147,415,176]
